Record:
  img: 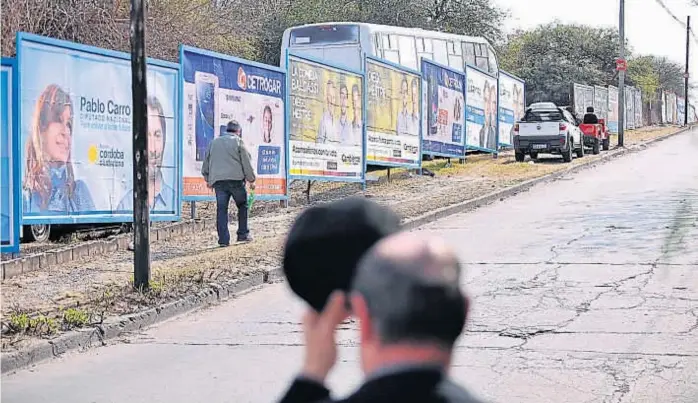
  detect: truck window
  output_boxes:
[289,25,360,46]
[523,110,564,122]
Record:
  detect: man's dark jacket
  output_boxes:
[279,369,484,403]
[583,113,599,124]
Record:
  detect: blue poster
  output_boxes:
[498,71,525,148]
[1,59,20,253]
[17,33,181,225]
[421,60,466,158]
[181,46,287,200]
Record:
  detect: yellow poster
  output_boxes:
[365,59,421,167]
[288,56,364,180]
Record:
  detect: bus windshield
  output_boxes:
[289,25,360,46]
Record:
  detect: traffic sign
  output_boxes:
[616,59,627,72]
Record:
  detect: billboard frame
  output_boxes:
[1,57,20,253]
[464,63,499,154]
[179,45,289,202]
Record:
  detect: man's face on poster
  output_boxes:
[401,80,409,109]
[352,87,361,121]
[411,80,419,113]
[147,106,165,178]
[340,86,348,116]
[263,108,273,139]
[326,83,336,112]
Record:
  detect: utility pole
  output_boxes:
[618,0,626,147]
[684,16,691,127]
[130,0,150,290]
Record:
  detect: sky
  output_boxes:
[494,0,697,99]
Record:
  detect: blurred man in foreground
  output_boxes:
[279,232,483,403]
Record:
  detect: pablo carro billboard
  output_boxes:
[1,58,19,253]
[421,60,465,158]
[365,58,421,168]
[287,55,364,181]
[498,71,525,147]
[465,66,498,152]
[181,47,287,200]
[18,34,180,224]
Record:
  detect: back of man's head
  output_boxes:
[351,233,467,350]
[587,107,595,113]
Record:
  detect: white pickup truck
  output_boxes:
[513,103,584,163]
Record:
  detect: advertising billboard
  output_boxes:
[624,86,635,130]
[593,86,609,122]
[421,60,465,158]
[287,54,364,182]
[364,57,421,168]
[498,71,525,148]
[465,66,498,153]
[677,96,686,125]
[666,92,677,125]
[572,83,595,120]
[1,59,20,253]
[634,89,643,128]
[181,46,287,200]
[17,33,181,225]
[608,86,619,133]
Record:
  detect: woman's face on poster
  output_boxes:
[43,106,73,164]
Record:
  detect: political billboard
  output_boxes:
[666,92,677,125]
[1,59,20,253]
[465,66,499,153]
[17,33,181,225]
[608,86,619,133]
[181,46,287,200]
[498,71,525,148]
[624,86,635,130]
[593,86,609,122]
[677,96,686,125]
[421,60,465,158]
[364,57,421,168]
[572,83,595,121]
[634,89,643,128]
[287,54,364,182]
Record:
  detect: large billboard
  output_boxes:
[181,47,287,200]
[593,86,609,122]
[634,89,643,128]
[666,92,677,125]
[1,59,20,253]
[465,65,498,153]
[498,71,525,148]
[608,86,619,133]
[677,96,686,125]
[18,33,181,225]
[287,54,364,182]
[572,83,595,120]
[421,60,465,158]
[624,86,635,130]
[364,57,421,168]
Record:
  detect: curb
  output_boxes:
[1,126,690,374]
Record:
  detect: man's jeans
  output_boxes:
[213,180,248,245]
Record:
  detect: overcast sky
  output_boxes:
[494,0,697,98]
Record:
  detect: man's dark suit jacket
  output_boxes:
[279,368,484,403]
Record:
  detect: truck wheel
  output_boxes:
[515,151,526,162]
[562,139,573,163]
[592,138,601,155]
[26,224,51,243]
[576,140,585,158]
[602,138,610,151]
[529,152,539,160]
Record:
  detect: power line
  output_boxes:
[654,0,698,43]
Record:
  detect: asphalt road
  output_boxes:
[3,129,698,403]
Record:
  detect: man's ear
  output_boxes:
[351,293,373,343]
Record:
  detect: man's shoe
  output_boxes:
[235,235,253,244]
[218,242,230,248]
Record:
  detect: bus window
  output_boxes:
[417,38,434,62]
[289,25,360,46]
[449,55,464,70]
[487,46,498,74]
[447,40,463,70]
[398,35,417,69]
[463,42,476,66]
[475,43,489,71]
[432,39,448,65]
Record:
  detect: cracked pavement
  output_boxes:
[2,128,698,403]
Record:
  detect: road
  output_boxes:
[3,129,698,403]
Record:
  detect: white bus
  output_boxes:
[280,22,499,76]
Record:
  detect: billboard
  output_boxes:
[677,96,686,125]
[667,92,677,124]
[624,86,635,130]
[572,83,595,120]
[661,92,667,124]
[1,59,20,253]
[608,86,619,133]
[465,65,498,153]
[421,60,465,158]
[593,86,609,122]
[181,47,287,200]
[498,71,525,148]
[287,54,364,181]
[634,89,643,128]
[364,57,421,168]
[17,33,180,225]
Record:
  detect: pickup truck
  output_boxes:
[513,104,584,163]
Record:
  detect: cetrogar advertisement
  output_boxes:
[18,35,180,224]
[1,61,19,253]
[498,71,525,147]
[608,86,619,133]
[181,47,287,199]
[364,58,421,168]
[593,86,609,122]
[465,66,498,152]
[288,55,364,181]
[421,60,465,157]
[573,83,595,120]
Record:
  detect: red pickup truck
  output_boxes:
[578,118,611,154]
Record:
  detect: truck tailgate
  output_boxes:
[519,122,560,136]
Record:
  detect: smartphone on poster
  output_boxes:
[194,72,219,161]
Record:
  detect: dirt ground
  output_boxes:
[0,125,682,348]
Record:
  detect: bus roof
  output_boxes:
[285,22,492,45]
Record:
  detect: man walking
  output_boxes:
[279,232,484,403]
[201,120,255,246]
